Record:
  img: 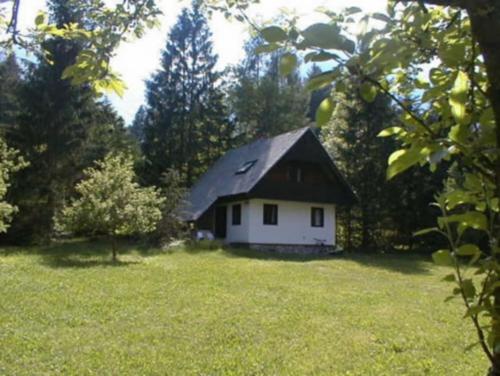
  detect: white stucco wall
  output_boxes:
[225,198,335,246]
[225,201,250,243]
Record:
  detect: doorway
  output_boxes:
[214,206,227,238]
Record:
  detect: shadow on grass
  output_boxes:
[341,252,432,275]
[40,256,140,269]
[0,238,162,269]
[220,247,432,274]
[1,238,433,274]
[221,246,340,262]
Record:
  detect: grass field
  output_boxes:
[0,240,488,375]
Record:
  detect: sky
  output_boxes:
[14,0,387,125]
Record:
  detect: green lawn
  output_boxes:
[0,240,487,375]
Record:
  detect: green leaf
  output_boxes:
[449,123,468,144]
[387,148,423,180]
[279,53,297,76]
[306,70,338,91]
[441,212,488,232]
[456,244,480,256]
[254,43,279,54]
[371,12,391,23]
[378,127,402,137]
[449,71,470,125]
[445,189,472,210]
[301,23,355,53]
[35,12,46,26]
[432,249,454,266]
[461,279,476,299]
[359,82,377,102]
[305,51,339,63]
[442,273,456,282]
[315,97,334,127]
[261,26,288,43]
[344,6,362,16]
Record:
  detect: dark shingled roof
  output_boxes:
[182,127,354,221]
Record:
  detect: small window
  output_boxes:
[235,160,257,174]
[311,207,324,227]
[263,204,278,225]
[287,164,303,182]
[232,204,241,225]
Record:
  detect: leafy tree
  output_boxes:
[140,3,231,186]
[228,36,309,144]
[56,153,164,261]
[0,138,27,233]
[150,169,188,245]
[207,0,500,373]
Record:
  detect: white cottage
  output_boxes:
[183,127,356,253]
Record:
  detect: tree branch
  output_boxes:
[402,0,464,8]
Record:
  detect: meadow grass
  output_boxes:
[0,240,488,375]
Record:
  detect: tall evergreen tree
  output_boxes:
[140,3,231,187]
[0,53,22,132]
[3,0,132,243]
[321,80,444,251]
[228,37,309,145]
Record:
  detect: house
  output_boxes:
[182,127,356,253]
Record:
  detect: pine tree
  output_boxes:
[0,53,22,132]
[140,3,231,187]
[321,79,444,251]
[3,0,130,243]
[228,37,309,145]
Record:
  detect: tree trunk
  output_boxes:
[464,2,500,374]
[111,237,117,262]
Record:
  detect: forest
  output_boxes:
[0,0,443,251]
[1,0,500,374]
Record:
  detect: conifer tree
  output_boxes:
[3,0,132,243]
[140,3,231,187]
[321,80,443,251]
[0,54,22,132]
[228,37,309,145]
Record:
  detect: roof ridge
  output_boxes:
[230,126,310,154]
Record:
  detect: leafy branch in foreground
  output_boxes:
[205,0,500,373]
[0,0,161,95]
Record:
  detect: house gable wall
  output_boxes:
[249,131,351,205]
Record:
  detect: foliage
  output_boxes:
[150,168,188,246]
[228,36,309,145]
[56,154,164,260]
[138,3,231,186]
[0,241,487,374]
[3,1,137,244]
[0,138,27,233]
[0,0,161,95]
[321,79,444,251]
[0,53,22,130]
[206,0,500,372]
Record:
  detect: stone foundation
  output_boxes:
[232,243,338,255]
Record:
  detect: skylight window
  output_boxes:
[235,160,257,174]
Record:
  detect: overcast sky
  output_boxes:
[15,0,386,124]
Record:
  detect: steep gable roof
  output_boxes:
[182,127,355,221]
